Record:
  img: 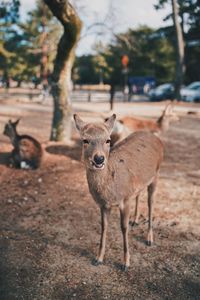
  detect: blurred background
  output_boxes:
[0,2,200,299]
[0,0,200,104]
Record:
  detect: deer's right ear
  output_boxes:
[14,118,20,126]
[164,103,173,116]
[74,114,86,132]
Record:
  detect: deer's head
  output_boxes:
[3,119,20,138]
[157,102,179,132]
[74,114,116,170]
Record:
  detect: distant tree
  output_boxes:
[0,0,61,86]
[20,1,62,86]
[0,0,20,22]
[73,55,99,84]
[171,0,185,100]
[0,0,20,84]
[74,26,176,87]
[44,0,82,142]
[104,26,176,85]
[155,0,200,90]
[184,0,200,82]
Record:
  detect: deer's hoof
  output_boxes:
[92,258,103,266]
[121,264,129,272]
[129,220,139,227]
[146,240,153,246]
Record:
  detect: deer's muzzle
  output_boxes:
[91,154,105,169]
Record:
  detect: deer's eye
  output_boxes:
[83,139,89,144]
[106,139,111,144]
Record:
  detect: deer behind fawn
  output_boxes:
[3,119,42,169]
[74,114,164,271]
[110,103,178,146]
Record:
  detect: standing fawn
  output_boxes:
[74,114,164,270]
[3,119,42,169]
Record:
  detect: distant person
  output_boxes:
[123,85,129,102]
[144,83,150,94]
[132,84,137,94]
[128,83,132,102]
[41,79,49,102]
[4,72,10,89]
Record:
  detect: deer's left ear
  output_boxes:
[104,114,116,133]
[74,114,87,132]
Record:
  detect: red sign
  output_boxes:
[121,55,129,67]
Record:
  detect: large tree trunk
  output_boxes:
[44,0,82,142]
[171,0,185,100]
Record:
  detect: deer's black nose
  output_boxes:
[94,154,105,165]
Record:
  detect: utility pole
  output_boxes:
[121,55,129,101]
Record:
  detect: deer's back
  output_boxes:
[17,135,42,167]
[110,131,163,192]
[120,116,158,132]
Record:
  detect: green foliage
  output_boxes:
[0,0,199,85]
[19,1,62,84]
[74,26,176,85]
[0,0,20,77]
[73,55,99,84]
[155,0,200,83]
[0,0,61,84]
[0,0,20,22]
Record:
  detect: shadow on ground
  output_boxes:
[45,142,82,162]
[0,152,10,166]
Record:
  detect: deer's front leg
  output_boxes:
[94,207,110,265]
[11,149,21,168]
[120,203,131,271]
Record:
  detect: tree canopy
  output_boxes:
[0,0,199,86]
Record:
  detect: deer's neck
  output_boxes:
[10,132,19,147]
[158,116,169,132]
[86,164,111,193]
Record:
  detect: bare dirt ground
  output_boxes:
[0,97,200,300]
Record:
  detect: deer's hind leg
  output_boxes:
[147,178,157,246]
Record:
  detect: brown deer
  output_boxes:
[121,103,177,132]
[3,119,42,169]
[74,114,164,271]
[110,102,178,146]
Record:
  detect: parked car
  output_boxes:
[148,83,174,101]
[180,81,200,102]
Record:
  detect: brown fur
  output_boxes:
[74,114,164,270]
[110,103,179,146]
[3,119,42,169]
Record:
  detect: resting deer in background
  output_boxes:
[110,102,179,146]
[74,114,164,271]
[3,119,42,169]
[121,102,177,133]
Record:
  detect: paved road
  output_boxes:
[0,95,199,118]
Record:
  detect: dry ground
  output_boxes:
[0,98,200,299]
